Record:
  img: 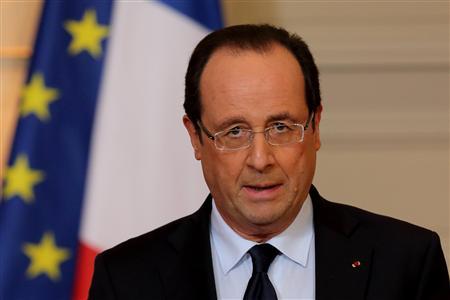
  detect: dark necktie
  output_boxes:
[243,244,280,300]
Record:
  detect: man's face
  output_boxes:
[184,44,322,240]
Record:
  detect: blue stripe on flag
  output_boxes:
[158,0,223,30]
[0,0,112,299]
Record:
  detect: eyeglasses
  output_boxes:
[198,112,314,151]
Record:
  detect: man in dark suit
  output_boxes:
[89,24,449,299]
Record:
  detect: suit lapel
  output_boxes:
[163,196,217,300]
[311,186,373,300]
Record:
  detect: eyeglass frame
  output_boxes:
[197,112,315,151]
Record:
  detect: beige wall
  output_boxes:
[2,1,448,264]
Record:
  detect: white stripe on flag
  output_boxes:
[81,1,210,250]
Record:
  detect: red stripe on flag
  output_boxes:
[72,242,100,300]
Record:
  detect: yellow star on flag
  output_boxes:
[21,73,59,121]
[23,232,71,281]
[64,9,109,58]
[3,154,45,203]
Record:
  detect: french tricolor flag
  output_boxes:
[0,1,222,299]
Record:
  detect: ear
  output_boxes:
[183,115,202,160]
[313,105,322,151]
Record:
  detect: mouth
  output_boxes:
[242,183,282,199]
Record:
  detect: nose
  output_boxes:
[245,132,275,172]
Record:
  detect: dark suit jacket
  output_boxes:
[88,186,449,299]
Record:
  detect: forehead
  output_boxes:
[199,44,307,127]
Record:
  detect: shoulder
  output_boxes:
[334,198,431,232]
[89,199,214,298]
[99,212,197,264]
[97,197,212,265]
[312,187,441,255]
[88,215,197,299]
[311,190,449,297]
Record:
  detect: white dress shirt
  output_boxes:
[210,195,315,300]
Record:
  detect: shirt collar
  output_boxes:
[210,194,314,275]
[210,200,255,275]
[267,195,314,268]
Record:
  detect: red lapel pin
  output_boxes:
[352,260,361,268]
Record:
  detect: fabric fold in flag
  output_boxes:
[0,0,222,299]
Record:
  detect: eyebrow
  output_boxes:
[266,112,298,123]
[215,116,248,130]
[215,112,302,130]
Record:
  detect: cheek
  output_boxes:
[201,149,246,190]
[277,145,304,167]
[217,154,247,185]
[276,144,316,181]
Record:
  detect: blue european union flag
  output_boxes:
[0,1,113,299]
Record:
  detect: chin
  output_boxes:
[243,207,287,227]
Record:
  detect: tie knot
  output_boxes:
[248,244,280,273]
